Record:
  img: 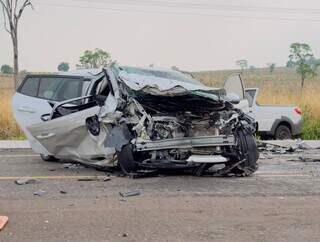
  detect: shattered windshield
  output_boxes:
[121,66,202,85]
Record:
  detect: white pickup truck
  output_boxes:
[245,88,302,140]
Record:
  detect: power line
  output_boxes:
[33,1,320,22]
[64,0,320,15]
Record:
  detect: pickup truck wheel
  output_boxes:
[275,125,292,140]
[40,154,58,162]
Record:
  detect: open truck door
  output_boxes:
[223,74,249,113]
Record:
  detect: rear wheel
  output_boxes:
[40,154,58,162]
[275,125,292,140]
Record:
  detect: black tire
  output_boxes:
[40,154,58,162]
[230,128,259,176]
[117,145,137,174]
[275,125,292,140]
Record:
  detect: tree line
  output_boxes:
[236,43,320,89]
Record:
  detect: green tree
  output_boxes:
[1,64,13,74]
[236,59,248,71]
[289,43,314,89]
[267,63,276,73]
[77,48,111,69]
[58,62,70,72]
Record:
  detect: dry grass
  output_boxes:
[0,89,24,139]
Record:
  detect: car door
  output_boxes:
[26,92,118,161]
[12,76,53,154]
[25,70,118,160]
[223,74,249,113]
[245,88,258,119]
[26,104,102,157]
[12,75,91,154]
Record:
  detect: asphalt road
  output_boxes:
[1,148,320,242]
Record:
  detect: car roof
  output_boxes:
[24,69,103,79]
[58,69,103,77]
[121,66,183,74]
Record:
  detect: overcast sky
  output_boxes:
[0,0,319,72]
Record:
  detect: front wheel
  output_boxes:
[117,145,137,174]
[40,154,58,162]
[229,128,259,176]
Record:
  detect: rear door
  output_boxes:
[13,76,52,154]
[12,75,91,154]
[26,89,117,160]
[27,104,102,157]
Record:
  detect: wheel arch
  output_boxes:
[270,117,293,136]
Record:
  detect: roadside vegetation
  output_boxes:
[0,89,24,139]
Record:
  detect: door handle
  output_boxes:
[18,106,36,113]
[36,133,55,139]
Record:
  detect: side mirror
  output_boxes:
[41,113,51,122]
[224,93,241,104]
[93,95,107,107]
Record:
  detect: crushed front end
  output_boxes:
[107,68,259,176]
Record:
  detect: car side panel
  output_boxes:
[12,93,53,154]
[254,105,302,136]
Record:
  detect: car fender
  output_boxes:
[269,116,294,136]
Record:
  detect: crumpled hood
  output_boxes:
[119,72,223,99]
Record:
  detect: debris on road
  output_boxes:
[15,178,40,185]
[297,140,320,150]
[77,176,111,182]
[60,190,67,194]
[33,189,47,196]
[63,163,84,170]
[119,190,141,197]
[259,140,320,152]
[0,216,8,231]
[258,140,320,164]
[299,156,320,163]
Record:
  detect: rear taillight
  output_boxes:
[294,107,302,115]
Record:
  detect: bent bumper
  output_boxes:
[134,135,235,152]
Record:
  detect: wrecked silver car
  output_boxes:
[13,65,259,176]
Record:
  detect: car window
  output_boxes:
[223,74,245,100]
[245,90,256,107]
[19,76,91,101]
[19,77,40,97]
[39,77,90,101]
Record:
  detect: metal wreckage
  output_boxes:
[18,65,259,177]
